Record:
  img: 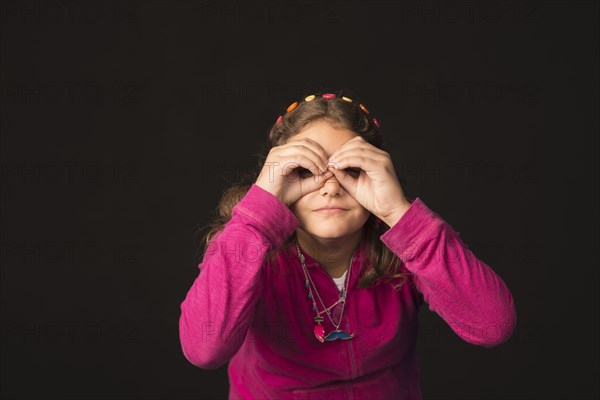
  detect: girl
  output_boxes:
[179,92,517,399]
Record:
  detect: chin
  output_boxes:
[307,230,349,240]
[302,223,363,240]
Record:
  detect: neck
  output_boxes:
[295,229,364,278]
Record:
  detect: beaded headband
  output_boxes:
[274,93,380,129]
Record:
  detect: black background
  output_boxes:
[1,1,598,399]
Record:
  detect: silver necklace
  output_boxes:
[295,241,356,342]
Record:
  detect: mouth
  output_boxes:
[313,207,348,215]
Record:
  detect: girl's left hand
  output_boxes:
[327,136,411,227]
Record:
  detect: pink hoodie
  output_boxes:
[179,184,516,399]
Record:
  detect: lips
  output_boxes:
[313,207,348,215]
[314,207,348,211]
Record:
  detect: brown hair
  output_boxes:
[197,91,411,290]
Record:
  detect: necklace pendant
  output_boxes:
[313,316,324,343]
[313,320,325,343]
[324,329,354,341]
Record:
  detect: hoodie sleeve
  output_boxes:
[179,184,299,369]
[380,198,517,348]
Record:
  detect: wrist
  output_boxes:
[254,182,287,206]
[380,201,411,228]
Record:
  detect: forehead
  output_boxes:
[287,120,358,156]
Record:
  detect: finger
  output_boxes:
[280,156,326,177]
[328,153,383,173]
[277,147,327,175]
[282,146,328,173]
[329,139,387,161]
[299,170,334,195]
[283,138,329,172]
[297,137,331,166]
[328,167,357,198]
[329,145,387,164]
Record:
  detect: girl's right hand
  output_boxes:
[255,138,334,206]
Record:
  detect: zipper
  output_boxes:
[346,316,359,380]
[347,255,359,381]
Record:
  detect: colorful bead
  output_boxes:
[287,101,299,112]
[276,96,378,135]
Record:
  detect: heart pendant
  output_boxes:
[314,324,325,343]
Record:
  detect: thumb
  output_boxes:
[329,167,356,197]
[300,170,334,193]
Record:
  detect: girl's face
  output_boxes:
[286,119,372,240]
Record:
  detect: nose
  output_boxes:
[320,175,343,196]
